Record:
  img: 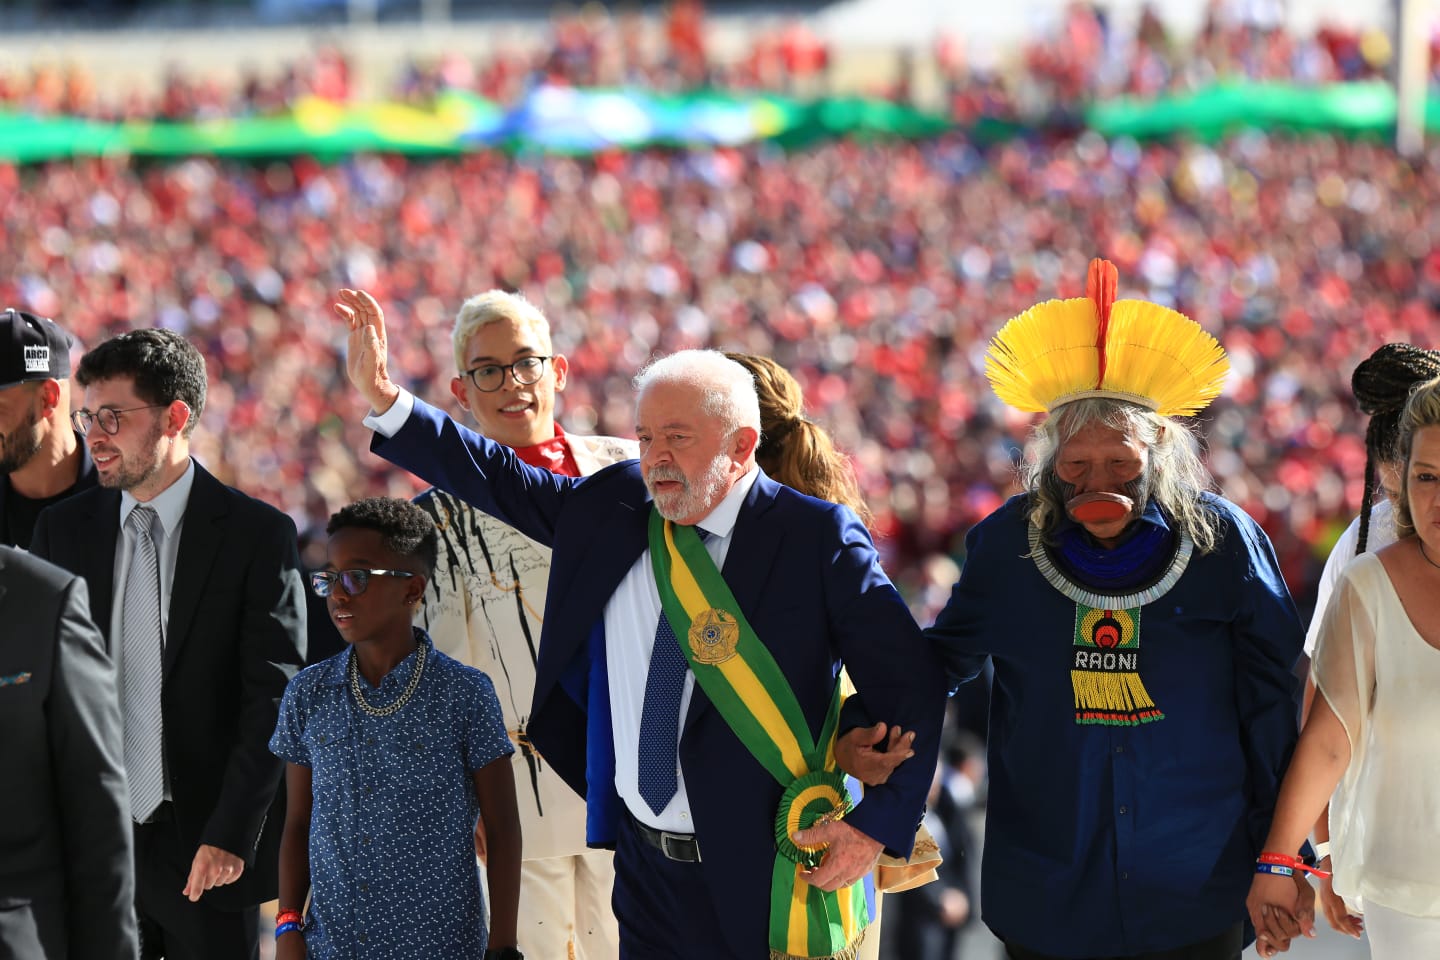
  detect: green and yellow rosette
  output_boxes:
[649,513,870,960]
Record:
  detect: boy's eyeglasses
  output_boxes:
[462,355,550,393]
[309,569,415,598]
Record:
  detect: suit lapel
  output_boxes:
[85,490,123,653]
[165,464,227,676]
[682,471,783,735]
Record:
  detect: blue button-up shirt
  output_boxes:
[928,494,1303,957]
[270,631,513,959]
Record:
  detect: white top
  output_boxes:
[606,465,759,833]
[1312,552,1440,917]
[414,430,638,860]
[1306,499,1397,656]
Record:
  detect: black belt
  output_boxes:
[135,801,174,825]
[629,815,702,863]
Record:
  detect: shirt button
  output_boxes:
[1114,745,1124,754]
[358,932,368,943]
[359,882,368,893]
[366,737,376,746]
[363,785,373,795]
[362,835,371,845]
[1119,805,1128,815]
[1121,872,1129,880]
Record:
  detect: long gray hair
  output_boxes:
[1023,398,1223,554]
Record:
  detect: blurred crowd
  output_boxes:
[5,128,1435,620]
[0,0,1431,121]
[2,2,1439,623]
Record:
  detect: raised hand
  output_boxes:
[334,288,400,414]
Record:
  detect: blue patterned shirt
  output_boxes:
[270,630,514,959]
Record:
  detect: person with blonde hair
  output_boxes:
[725,353,871,528]
[1248,373,1440,956]
[1299,342,1440,939]
[416,289,635,960]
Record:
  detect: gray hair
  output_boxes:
[633,350,761,435]
[451,290,553,376]
[1023,398,1223,554]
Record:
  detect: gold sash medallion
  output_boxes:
[689,607,740,664]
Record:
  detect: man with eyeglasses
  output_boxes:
[30,329,306,960]
[0,308,97,550]
[410,290,635,960]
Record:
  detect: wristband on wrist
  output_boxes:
[1258,851,1332,879]
[275,910,303,928]
[276,921,302,939]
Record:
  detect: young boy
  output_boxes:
[270,497,522,959]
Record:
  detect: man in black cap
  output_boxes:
[0,307,96,549]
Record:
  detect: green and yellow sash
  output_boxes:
[648,512,869,960]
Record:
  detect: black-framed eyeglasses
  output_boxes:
[462,355,551,393]
[71,405,168,436]
[309,568,415,598]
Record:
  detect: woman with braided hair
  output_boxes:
[1301,343,1440,937]
[1249,373,1440,956]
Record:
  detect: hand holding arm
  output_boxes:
[834,722,914,786]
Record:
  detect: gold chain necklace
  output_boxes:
[348,642,428,718]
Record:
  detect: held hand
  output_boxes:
[275,929,307,960]
[793,819,882,893]
[182,844,245,902]
[834,722,914,786]
[334,288,399,414]
[1246,872,1316,957]
[1318,873,1363,938]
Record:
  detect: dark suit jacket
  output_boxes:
[0,546,137,960]
[30,461,306,910]
[374,397,947,957]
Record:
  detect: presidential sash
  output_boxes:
[648,512,869,960]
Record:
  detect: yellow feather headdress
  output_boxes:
[984,259,1229,417]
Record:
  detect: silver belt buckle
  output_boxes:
[660,830,700,862]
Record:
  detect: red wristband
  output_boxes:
[275,910,303,927]
[1258,851,1332,879]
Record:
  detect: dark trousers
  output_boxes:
[612,815,739,960]
[1006,923,1244,960]
[133,814,259,960]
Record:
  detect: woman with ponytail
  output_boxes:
[724,353,873,529]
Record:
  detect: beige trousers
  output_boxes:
[514,851,620,960]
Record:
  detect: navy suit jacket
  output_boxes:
[373,397,946,956]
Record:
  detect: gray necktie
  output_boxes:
[122,504,166,823]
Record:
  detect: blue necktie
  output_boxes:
[637,526,708,815]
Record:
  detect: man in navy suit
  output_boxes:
[336,289,945,960]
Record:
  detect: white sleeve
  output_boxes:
[1305,514,1362,657]
[362,388,416,438]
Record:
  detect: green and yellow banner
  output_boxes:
[648,512,868,960]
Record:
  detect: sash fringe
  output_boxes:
[769,927,866,960]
